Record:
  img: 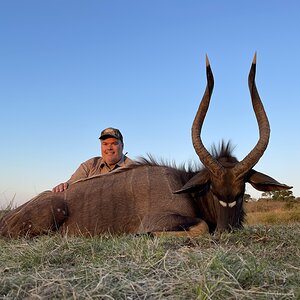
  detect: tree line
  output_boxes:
[245,190,299,202]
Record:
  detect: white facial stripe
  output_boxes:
[219,200,237,208]
[228,201,237,208]
[219,200,227,207]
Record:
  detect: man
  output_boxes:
[52,127,133,192]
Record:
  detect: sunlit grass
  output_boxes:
[0,225,299,299]
[1,200,299,298]
[245,200,300,225]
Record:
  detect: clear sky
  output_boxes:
[0,1,299,207]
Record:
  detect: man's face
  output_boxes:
[101,137,123,166]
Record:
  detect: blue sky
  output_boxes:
[0,1,299,206]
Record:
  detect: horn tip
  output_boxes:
[252,52,257,65]
[205,54,210,67]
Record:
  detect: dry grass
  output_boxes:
[245,200,300,225]
[0,225,299,299]
[1,200,299,299]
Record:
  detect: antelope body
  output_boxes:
[0,54,291,238]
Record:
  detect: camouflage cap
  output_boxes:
[99,127,123,143]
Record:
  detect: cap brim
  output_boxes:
[99,134,119,140]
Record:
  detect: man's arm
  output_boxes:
[52,162,89,193]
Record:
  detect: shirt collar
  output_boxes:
[100,154,126,170]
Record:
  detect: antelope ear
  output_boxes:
[247,169,292,191]
[174,170,210,194]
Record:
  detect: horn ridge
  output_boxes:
[233,53,270,177]
[192,55,224,176]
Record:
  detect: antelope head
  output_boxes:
[175,54,292,231]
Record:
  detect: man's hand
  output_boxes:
[52,182,69,193]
